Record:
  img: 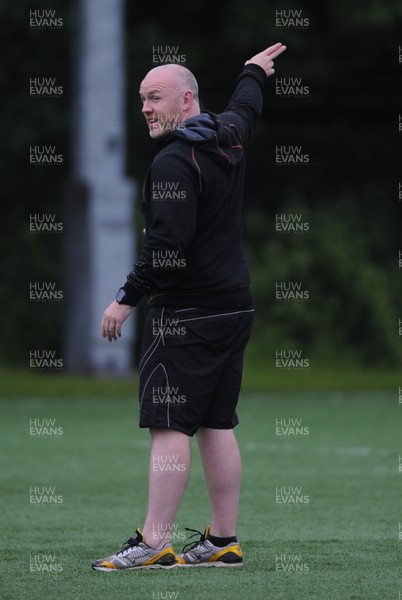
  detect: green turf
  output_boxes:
[0,366,400,397]
[0,391,400,599]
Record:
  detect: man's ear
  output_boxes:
[182,90,193,111]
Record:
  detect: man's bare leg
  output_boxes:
[142,429,191,548]
[196,427,241,537]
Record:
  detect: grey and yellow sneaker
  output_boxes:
[176,525,243,568]
[92,528,178,571]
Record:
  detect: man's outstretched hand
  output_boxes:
[101,300,133,342]
[245,43,287,77]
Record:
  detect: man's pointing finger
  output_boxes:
[267,45,287,60]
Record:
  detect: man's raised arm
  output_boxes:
[221,42,287,147]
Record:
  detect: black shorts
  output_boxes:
[138,305,254,436]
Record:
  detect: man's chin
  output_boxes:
[149,122,183,139]
[149,128,170,140]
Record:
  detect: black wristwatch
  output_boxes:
[115,287,131,305]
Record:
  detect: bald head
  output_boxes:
[142,64,199,102]
[139,64,201,138]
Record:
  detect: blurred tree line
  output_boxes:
[1,0,401,368]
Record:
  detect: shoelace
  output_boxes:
[116,534,141,557]
[181,527,206,553]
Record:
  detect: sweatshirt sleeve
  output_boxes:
[121,150,200,306]
[220,63,267,147]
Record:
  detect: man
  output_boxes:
[93,42,287,571]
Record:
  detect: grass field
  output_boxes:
[0,387,400,599]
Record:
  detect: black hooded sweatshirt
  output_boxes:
[121,63,267,308]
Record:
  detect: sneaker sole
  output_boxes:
[93,563,179,572]
[176,561,243,568]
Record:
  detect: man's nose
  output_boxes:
[142,100,152,113]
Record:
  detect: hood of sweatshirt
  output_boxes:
[160,111,244,170]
